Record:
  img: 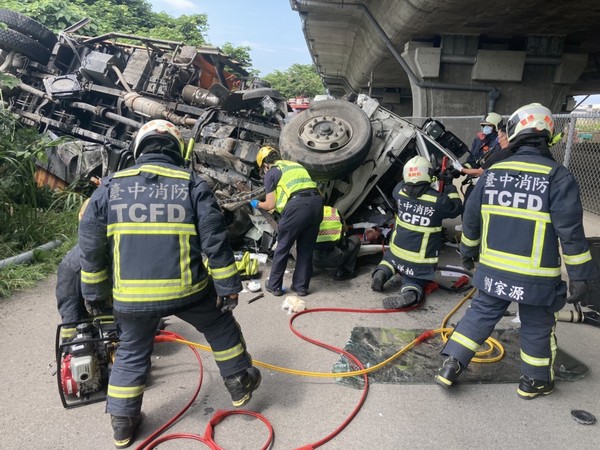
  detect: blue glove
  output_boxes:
[250,199,260,209]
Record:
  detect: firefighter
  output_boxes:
[55,243,88,341]
[371,155,463,308]
[436,103,596,399]
[79,120,260,449]
[251,146,323,296]
[455,112,504,204]
[312,205,362,280]
[56,200,101,342]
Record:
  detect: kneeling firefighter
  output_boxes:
[313,205,362,280]
[79,120,260,449]
[371,155,463,308]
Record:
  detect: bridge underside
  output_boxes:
[291,0,600,116]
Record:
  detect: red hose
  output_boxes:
[137,303,422,449]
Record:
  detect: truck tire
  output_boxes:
[0,28,51,65]
[279,99,372,181]
[0,9,57,50]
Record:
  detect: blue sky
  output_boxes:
[147,0,313,76]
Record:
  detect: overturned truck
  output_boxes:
[0,10,467,248]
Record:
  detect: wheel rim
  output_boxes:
[298,115,352,152]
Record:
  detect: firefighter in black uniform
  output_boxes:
[371,155,463,308]
[56,200,103,342]
[436,103,596,399]
[56,243,88,341]
[79,120,260,449]
[251,146,323,297]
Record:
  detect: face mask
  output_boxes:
[482,125,494,135]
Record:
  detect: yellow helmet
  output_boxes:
[256,145,277,168]
[506,103,554,143]
[403,156,434,184]
[133,119,185,160]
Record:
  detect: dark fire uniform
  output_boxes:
[442,145,595,381]
[376,181,463,301]
[79,153,250,418]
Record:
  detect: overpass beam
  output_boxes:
[401,39,588,116]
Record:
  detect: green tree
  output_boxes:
[263,64,325,99]
[1,0,208,45]
[220,42,252,68]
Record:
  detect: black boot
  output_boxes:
[517,375,554,400]
[435,356,464,388]
[382,291,418,309]
[224,367,262,407]
[111,415,141,449]
[371,270,387,292]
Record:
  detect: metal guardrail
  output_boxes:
[409,114,600,215]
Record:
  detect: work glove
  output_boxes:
[452,160,463,172]
[84,299,110,317]
[250,199,260,209]
[567,280,589,304]
[461,255,476,271]
[216,294,239,312]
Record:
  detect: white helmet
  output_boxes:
[480,112,503,130]
[506,103,554,143]
[133,119,185,160]
[403,156,434,184]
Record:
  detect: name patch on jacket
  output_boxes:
[482,275,525,302]
[483,171,548,210]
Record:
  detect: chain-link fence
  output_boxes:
[409,114,600,215]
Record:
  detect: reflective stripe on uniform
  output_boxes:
[520,350,550,367]
[107,384,145,399]
[480,204,560,277]
[110,223,208,302]
[113,164,191,180]
[381,260,395,273]
[212,343,245,362]
[211,262,239,280]
[107,222,197,236]
[563,250,592,266]
[113,278,208,302]
[390,216,441,264]
[461,234,481,248]
[491,161,552,174]
[81,268,109,284]
[449,331,480,352]
[399,191,438,203]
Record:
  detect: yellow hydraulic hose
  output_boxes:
[163,330,441,379]
[160,286,504,378]
[439,286,505,363]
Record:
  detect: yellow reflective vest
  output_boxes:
[273,160,317,213]
[316,206,343,244]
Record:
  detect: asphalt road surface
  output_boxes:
[1,224,599,449]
